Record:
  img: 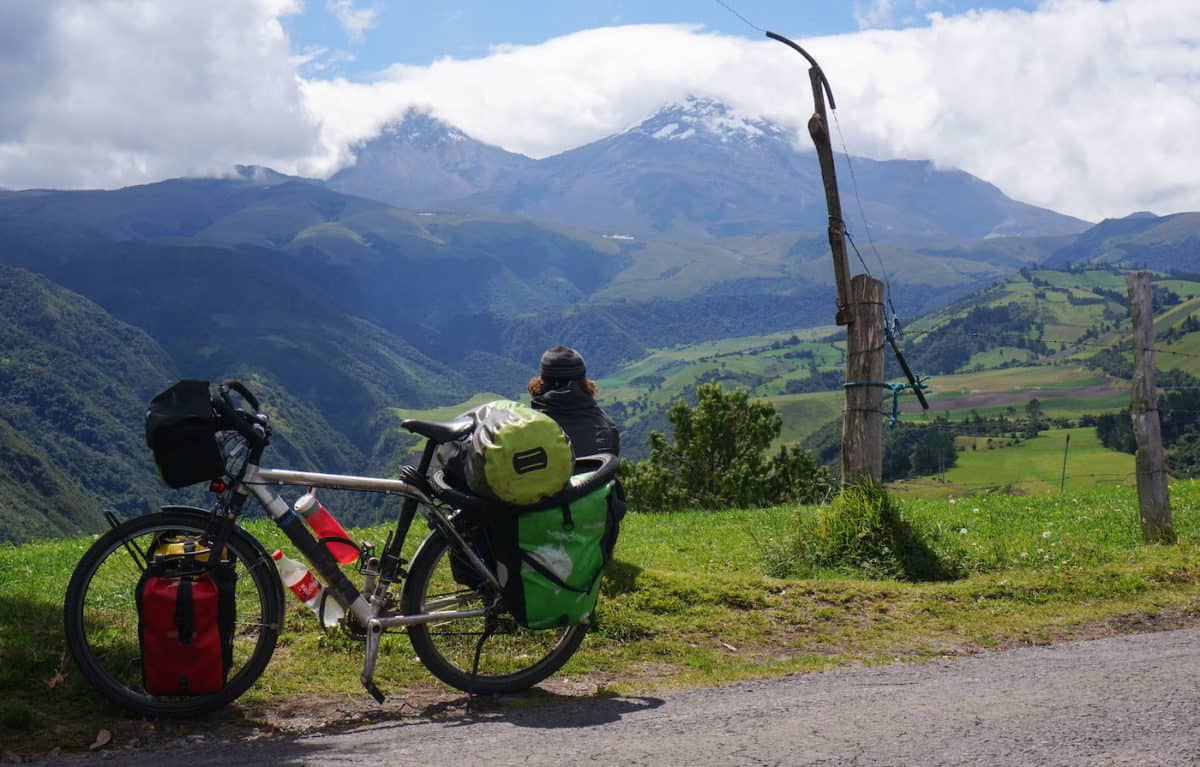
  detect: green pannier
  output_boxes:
[436,456,624,630]
[505,483,615,629]
[445,400,575,506]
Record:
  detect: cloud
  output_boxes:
[0,0,1196,222]
[856,0,898,29]
[302,0,1200,221]
[0,5,56,144]
[0,0,318,190]
[327,0,376,45]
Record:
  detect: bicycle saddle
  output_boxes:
[401,416,474,444]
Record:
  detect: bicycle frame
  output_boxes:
[67,381,594,712]
[238,452,501,702]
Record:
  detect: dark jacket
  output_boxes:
[531,383,620,458]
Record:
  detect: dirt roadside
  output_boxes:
[11,607,1200,763]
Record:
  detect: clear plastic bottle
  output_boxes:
[294,489,359,564]
[271,549,344,628]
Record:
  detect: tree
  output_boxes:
[621,382,831,511]
[909,430,957,476]
[1025,398,1045,435]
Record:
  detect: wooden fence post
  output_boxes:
[1126,271,1174,543]
[842,275,885,486]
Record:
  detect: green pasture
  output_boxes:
[1030,269,1127,292]
[912,392,1129,424]
[598,330,844,410]
[927,364,1105,395]
[7,482,1200,757]
[964,347,1032,369]
[889,427,1133,500]
[771,391,843,444]
[1158,280,1200,301]
[1155,294,1200,330]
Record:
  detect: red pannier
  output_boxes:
[136,536,236,696]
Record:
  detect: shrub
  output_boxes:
[759,482,964,582]
[620,383,832,511]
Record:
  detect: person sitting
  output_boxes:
[529,346,620,457]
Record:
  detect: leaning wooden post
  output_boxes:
[1126,271,1174,543]
[842,275,885,485]
[767,31,920,486]
[807,69,852,324]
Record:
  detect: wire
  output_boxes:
[712,0,767,33]
[832,110,897,323]
[845,230,874,278]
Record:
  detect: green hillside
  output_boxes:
[0,265,438,542]
[0,176,1066,385]
[3,177,1200,541]
[588,267,1200,474]
[0,266,179,540]
[890,427,1135,499]
[1045,212,1200,271]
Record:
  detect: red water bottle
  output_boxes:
[272,549,321,609]
[272,550,345,628]
[294,488,359,564]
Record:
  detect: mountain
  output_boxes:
[0,264,407,541]
[328,97,1091,241]
[1044,212,1200,271]
[0,266,177,540]
[326,110,536,209]
[0,167,1089,403]
[0,180,480,455]
[0,177,1193,540]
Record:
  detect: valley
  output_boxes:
[1,100,1198,541]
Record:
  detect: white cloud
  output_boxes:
[327,0,376,45]
[0,0,1196,221]
[302,0,1200,221]
[856,0,898,29]
[0,0,317,190]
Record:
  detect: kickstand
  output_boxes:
[465,620,497,718]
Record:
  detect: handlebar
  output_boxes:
[211,380,269,446]
[220,380,260,411]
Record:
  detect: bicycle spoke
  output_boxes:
[403,532,588,694]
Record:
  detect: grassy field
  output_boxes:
[4,482,1200,757]
[889,427,1135,499]
[597,328,843,406]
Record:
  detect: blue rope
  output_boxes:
[843,374,930,429]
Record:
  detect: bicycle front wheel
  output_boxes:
[403,530,589,695]
[63,508,284,717]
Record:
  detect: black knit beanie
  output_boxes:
[540,346,587,381]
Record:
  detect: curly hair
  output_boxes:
[529,376,597,397]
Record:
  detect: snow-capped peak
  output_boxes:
[379,108,469,147]
[631,96,789,145]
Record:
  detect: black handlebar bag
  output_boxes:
[135,535,237,696]
[145,380,226,488]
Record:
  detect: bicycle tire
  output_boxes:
[402,530,589,695]
[63,507,284,717]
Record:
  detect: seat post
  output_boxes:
[379,440,437,582]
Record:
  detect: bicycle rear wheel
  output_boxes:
[63,508,283,717]
[403,530,588,695]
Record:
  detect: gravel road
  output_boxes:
[30,627,1200,766]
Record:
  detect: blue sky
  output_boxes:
[0,1,1195,221]
[284,1,1039,76]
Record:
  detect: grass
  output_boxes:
[5,484,1200,757]
[890,427,1134,499]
